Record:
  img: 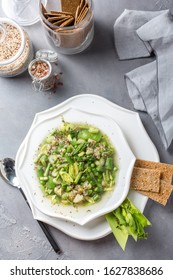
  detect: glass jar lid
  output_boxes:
[35,49,58,63]
[1,0,47,26]
[0,18,25,66]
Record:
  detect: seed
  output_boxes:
[30,60,50,78]
[0,23,22,61]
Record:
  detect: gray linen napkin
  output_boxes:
[114,9,173,149]
[113,9,165,60]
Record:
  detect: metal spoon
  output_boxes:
[0,157,62,255]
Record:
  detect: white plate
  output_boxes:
[16,94,159,240]
[16,108,136,225]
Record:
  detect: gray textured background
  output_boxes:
[0,0,173,260]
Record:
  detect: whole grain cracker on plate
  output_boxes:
[61,0,81,16]
[135,159,173,183]
[130,167,161,193]
[139,180,173,206]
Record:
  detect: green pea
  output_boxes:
[95,171,99,176]
[81,176,86,182]
[40,180,45,185]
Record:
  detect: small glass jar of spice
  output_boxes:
[28,49,60,91]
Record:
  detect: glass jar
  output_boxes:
[0,18,34,77]
[28,49,60,91]
[39,0,94,55]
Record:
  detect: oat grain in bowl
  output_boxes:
[34,120,118,206]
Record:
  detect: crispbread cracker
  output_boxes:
[75,5,80,19]
[135,159,173,183]
[41,3,47,16]
[48,11,73,16]
[75,0,87,24]
[78,1,88,16]
[48,16,71,23]
[61,0,81,16]
[77,7,89,23]
[77,0,86,16]
[60,17,75,27]
[53,17,72,26]
[130,167,161,192]
[79,0,85,11]
[139,181,173,206]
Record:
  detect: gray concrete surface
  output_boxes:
[0,0,173,260]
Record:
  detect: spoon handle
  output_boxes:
[19,187,62,255]
[37,220,62,254]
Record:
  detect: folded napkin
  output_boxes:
[114,9,173,149]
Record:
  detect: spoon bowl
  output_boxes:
[0,158,20,188]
